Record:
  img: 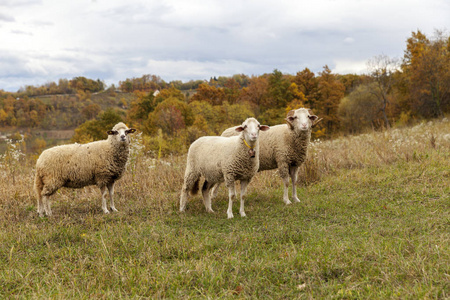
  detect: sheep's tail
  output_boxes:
[190,178,200,195]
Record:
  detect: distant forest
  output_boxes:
[0,30,449,156]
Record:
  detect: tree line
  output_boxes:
[0,30,449,156]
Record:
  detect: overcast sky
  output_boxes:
[0,0,448,92]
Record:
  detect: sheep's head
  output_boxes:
[235,118,269,157]
[107,122,137,144]
[286,108,320,133]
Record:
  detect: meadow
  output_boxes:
[0,119,449,299]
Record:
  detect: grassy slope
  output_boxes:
[0,121,449,299]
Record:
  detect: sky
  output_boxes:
[0,0,449,92]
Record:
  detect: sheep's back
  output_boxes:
[187,136,257,182]
[257,125,289,171]
[35,141,117,187]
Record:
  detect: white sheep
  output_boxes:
[218,108,320,204]
[179,118,269,218]
[34,122,136,217]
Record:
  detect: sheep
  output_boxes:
[217,108,320,204]
[179,118,269,218]
[34,122,136,217]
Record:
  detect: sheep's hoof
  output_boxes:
[240,212,247,217]
[284,200,292,205]
[227,212,234,219]
[103,209,110,214]
[110,207,118,212]
[293,197,301,203]
[206,208,215,213]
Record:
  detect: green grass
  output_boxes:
[0,120,449,298]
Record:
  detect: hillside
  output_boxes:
[0,119,448,298]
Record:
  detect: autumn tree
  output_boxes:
[69,77,104,93]
[292,68,320,109]
[223,78,241,104]
[82,103,101,120]
[238,75,269,115]
[316,66,345,135]
[147,97,194,135]
[402,30,450,117]
[190,83,226,105]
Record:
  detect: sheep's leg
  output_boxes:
[279,165,292,205]
[43,195,52,216]
[180,171,199,212]
[239,180,249,217]
[289,165,300,203]
[36,189,45,217]
[210,182,221,201]
[41,185,57,216]
[107,182,118,212]
[35,176,45,217]
[179,189,188,212]
[281,176,292,205]
[202,180,214,213]
[226,181,236,219]
[37,197,45,217]
[100,186,110,214]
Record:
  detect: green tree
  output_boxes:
[72,108,123,143]
[265,69,291,109]
[338,83,382,133]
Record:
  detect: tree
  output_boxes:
[72,109,123,143]
[367,54,399,129]
[316,66,345,135]
[292,68,320,109]
[82,103,101,120]
[190,83,226,105]
[238,75,269,115]
[265,69,291,109]
[402,30,450,117]
[338,83,383,133]
[147,97,194,135]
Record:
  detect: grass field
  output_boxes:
[0,119,449,299]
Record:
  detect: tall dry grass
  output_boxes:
[0,118,449,224]
[300,118,450,185]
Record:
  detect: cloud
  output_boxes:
[0,0,449,91]
[0,12,15,22]
[332,59,368,75]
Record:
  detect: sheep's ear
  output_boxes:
[107,130,118,135]
[286,110,295,129]
[260,125,270,131]
[309,115,318,121]
[235,126,245,132]
[126,128,136,134]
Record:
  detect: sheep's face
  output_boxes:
[286,108,318,133]
[107,122,137,144]
[235,118,270,143]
